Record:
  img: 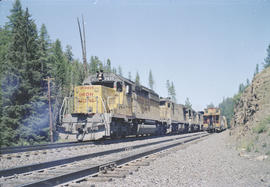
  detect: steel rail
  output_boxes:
[0,141,93,155]
[0,132,207,178]
[21,134,209,187]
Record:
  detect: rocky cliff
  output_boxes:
[231,67,270,155]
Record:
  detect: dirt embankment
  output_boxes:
[231,67,270,157]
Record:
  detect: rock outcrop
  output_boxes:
[231,67,270,155]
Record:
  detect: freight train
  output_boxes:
[58,71,225,141]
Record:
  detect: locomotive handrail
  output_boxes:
[59,97,69,124]
[101,97,107,114]
[107,96,115,111]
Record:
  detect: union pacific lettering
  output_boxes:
[78,99,96,103]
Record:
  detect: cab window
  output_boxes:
[160,101,166,106]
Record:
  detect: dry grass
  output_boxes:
[253,116,270,134]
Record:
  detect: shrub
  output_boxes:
[246,142,254,152]
[255,135,259,141]
[242,140,254,152]
[253,116,270,134]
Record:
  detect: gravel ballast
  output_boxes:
[0,132,204,170]
[103,131,270,187]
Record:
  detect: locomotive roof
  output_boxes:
[160,97,186,109]
[83,72,159,97]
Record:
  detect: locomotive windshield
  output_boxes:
[160,101,166,105]
[91,81,114,88]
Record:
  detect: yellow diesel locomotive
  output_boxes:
[159,98,204,134]
[58,72,206,141]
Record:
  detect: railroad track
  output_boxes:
[0,132,209,187]
[0,133,203,162]
[0,133,178,156]
[0,141,93,155]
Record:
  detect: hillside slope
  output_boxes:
[231,67,270,156]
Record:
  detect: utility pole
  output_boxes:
[77,15,88,76]
[44,77,55,143]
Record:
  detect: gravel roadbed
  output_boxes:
[102,131,270,187]
[0,132,204,170]
[1,135,201,187]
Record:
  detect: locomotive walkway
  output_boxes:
[0,132,208,186]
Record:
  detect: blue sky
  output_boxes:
[1,0,270,110]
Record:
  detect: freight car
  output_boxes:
[58,72,204,141]
[203,108,227,132]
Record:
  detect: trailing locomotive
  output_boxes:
[159,98,203,134]
[58,72,215,141]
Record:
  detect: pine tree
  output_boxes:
[1,2,49,145]
[65,45,73,62]
[112,67,117,74]
[135,71,140,86]
[170,82,176,102]
[7,0,22,30]
[128,72,132,80]
[0,26,12,147]
[148,69,154,90]
[105,58,111,73]
[166,80,170,97]
[166,80,176,101]
[89,56,103,72]
[246,78,250,86]
[64,45,74,95]
[263,44,270,69]
[218,97,234,127]
[18,8,48,143]
[51,40,68,89]
[254,64,259,77]
[0,0,24,146]
[72,60,84,85]
[238,83,245,94]
[98,60,103,71]
[118,65,123,76]
[38,24,50,79]
[0,26,11,74]
[185,97,192,109]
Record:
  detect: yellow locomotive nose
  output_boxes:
[74,85,102,114]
